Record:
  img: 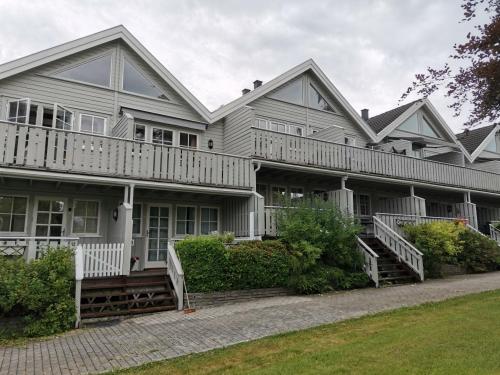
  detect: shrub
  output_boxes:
[458,230,500,273]
[0,247,76,337]
[227,240,290,289]
[289,265,332,294]
[403,221,466,278]
[176,236,229,292]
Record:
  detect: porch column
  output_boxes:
[251,192,265,239]
[378,186,426,216]
[122,184,134,275]
[454,192,478,229]
[327,178,354,216]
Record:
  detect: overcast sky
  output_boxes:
[0,0,488,132]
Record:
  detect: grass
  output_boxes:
[110,290,500,374]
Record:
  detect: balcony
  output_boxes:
[0,121,254,190]
[251,128,500,194]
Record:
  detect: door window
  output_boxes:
[148,206,169,262]
[35,199,65,237]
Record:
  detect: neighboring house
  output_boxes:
[1,26,499,317]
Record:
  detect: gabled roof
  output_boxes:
[367,100,421,133]
[456,124,500,161]
[0,25,211,122]
[210,59,378,141]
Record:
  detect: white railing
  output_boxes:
[74,245,84,328]
[79,243,124,278]
[264,206,279,236]
[489,224,500,244]
[0,236,79,260]
[252,128,500,193]
[356,237,379,287]
[0,121,254,189]
[373,216,424,281]
[375,213,460,238]
[167,242,184,310]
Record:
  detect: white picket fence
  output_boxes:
[76,243,125,278]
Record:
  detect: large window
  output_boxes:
[398,113,442,139]
[309,84,334,112]
[200,207,219,235]
[179,132,198,148]
[54,55,112,87]
[132,203,142,235]
[80,114,106,135]
[152,128,173,146]
[72,200,99,234]
[54,105,74,130]
[255,118,305,137]
[0,196,27,233]
[176,206,196,236]
[269,78,304,105]
[123,59,168,100]
[7,99,29,123]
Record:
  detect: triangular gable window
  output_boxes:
[422,117,440,138]
[485,137,498,152]
[268,78,303,105]
[398,113,442,139]
[123,59,168,100]
[398,114,419,133]
[309,84,334,112]
[54,55,112,87]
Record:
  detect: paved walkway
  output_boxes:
[2,272,500,375]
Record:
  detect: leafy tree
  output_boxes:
[402,0,500,127]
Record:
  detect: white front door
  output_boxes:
[145,204,171,268]
[33,197,68,237]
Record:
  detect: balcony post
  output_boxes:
[328,178,354,217]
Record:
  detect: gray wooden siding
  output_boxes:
[425,151,464,166]
[223,106,254,155]
[309,125,344,143]
[204,121,225,153]
[469,160,500,174]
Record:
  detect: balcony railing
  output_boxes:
[0,121,254,189]
[252,128,500,193]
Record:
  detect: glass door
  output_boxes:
[146,205,171,268]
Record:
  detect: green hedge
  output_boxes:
[0,247,75,337]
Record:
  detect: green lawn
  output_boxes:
[110,290,500,374]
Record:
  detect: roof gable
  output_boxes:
[0,25,211,122]
[456,124,499,160]
[367,100,420,134]
[211,59,378,141]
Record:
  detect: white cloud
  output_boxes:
[0,0,488,131]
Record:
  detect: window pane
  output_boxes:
[18,100,28,119]
[123,59,167,100]
[186,221,195,234]
[0,214,10,231]
[189,134,197,148]
[135,125,146,141]
[8,102,17,121]
[11,215,25,232]
[80,115,93,133]
[210,208,218,221]
[177,206,186,220]
[38,200,50,212]
[0,197,13,213]
[152,128,163,144]
[51,200,64,212]
[93,117,105,134]
[164,130,173,145]
[42,107,53,128]
[51,213,63,225]
[36,225,47,236]
[74,201,86,216]
[180,133,188,146]
[73,217,85,233]
[201,208,209,221]
[422,118,439,138]
[85,218,98,233]
[50,226,62,237]
[270,78,303,105]
[55,55,112,87]
[201,222,209,235]
[37,213,50,224]
[133,220,141,234]
[28,105,38,125]
[87,201,98,216]
[398,114,419,133]
[186,207,195,220]
[133,204,141,218]
[309,85,334,112]
[160,207,169,217]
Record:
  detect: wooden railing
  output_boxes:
[0,121,253,189]
[356,237,379,287]
[79,243,124,278]
[373,216,424,281]
[252,128,500,193]
[489,224,500,244]
[375,213,459,237]
[264,206,279,236]
[167,242,184,310]
[0,236,79,260]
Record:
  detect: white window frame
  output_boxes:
[199,206,220,235]
[6,98,30,124]
[254,117,305,137]
[71,199,100,236]
[179,131,198,149]
[0,195,29,235]
[151,127,174,146]
[344,135,356,146]
[132,202,143,237]
[175,205,197,237]
[271,185,288,206]
[121,57,169,101]
[53,103,74,130]
[79,114,107,135]
[134,123,147,142]
[308,83,335,113]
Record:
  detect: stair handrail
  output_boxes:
[356,236,379,288]
[166,241,184,310]
[373,216,424,281]
[489,224,500,244]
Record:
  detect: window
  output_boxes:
[256,184,268,204]
[176,206,196,236]
[200,207,219,235]
[269,78,304,105]
[7,99,29,123]
[134,124,146,141]
[42,106,54,128]
[152,128,173,145]
[271,186,287,205]
[179,132,198,148]
[54,105,73,130]
[309,84,334,112]
[255,118,305,137]
[54,55,112,87]
[290,125,304,136]
[290,187,304,201]
[422,117,439,138]
[0,196,27,233]
[398,114,442,139]
[28,104,38,125]
[72,200,99,234]
[80,114,106,135]
[313,189,328,201]
[344,136,356,146]
[123,59,168,100]
[132,203,142,235]
[354,194,371,217]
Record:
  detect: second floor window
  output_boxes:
[80,114,106,135]
[179,132,198,148]
[152,128,173,146]
[134,124,146,141]
[54,105,74,130]
[7,99,30,124]
[255,118,305,137]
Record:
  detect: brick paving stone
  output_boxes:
[1,272,500,374]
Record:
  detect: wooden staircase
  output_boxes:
[362,237,418,286]
[80,268,177,319]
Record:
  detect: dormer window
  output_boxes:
[54,54,112,87]
[123,59,168,100]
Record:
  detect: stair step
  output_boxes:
[81,296,175,309]
[81,305,176,319]
[82,280,167,290]
[379,275,415,281]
